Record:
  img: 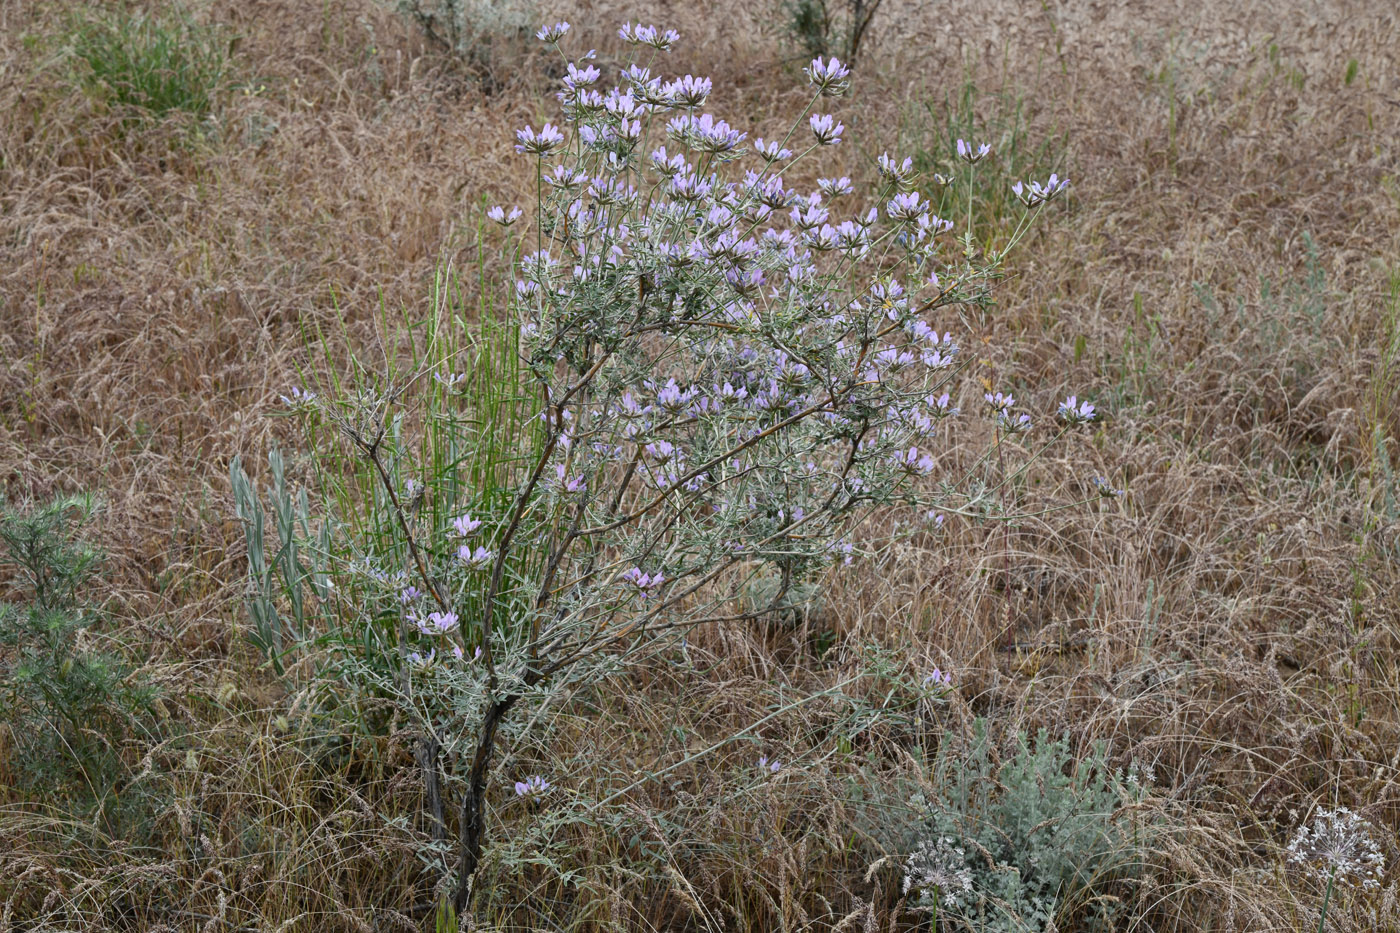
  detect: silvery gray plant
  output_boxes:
[266,19,1092,914]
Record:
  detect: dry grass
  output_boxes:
[2,0,1399,929]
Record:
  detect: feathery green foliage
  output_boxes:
[0,494,158,801]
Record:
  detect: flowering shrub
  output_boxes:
[256,19,1090,914]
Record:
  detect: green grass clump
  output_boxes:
[0,494,159,805]
[68,7,228,121]
[914,78,1068,240]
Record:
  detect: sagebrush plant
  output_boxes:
[396,0,539,87]
[258,19,1091,914]
[67,6,227,122]
[0,494,157,801]
[896,724,1154,932]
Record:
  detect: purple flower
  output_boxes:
[809,113,844,146]
[804,56,851,96]
[279,386,317,408]
[956,138,991,163]
[419,610,460,635]
[399,585,425,605]
[554,462,586,494]
[620,567,665,597]
[663,74,711,108]
[870,280,907,315]
[713,381,748,407]
[886,191,929,223]
[725,266,765,296]
[1000,412,1033,433]
[615,391,652,421]
[670,172,713,202]
[753,137,793,162]
[407,647,435,668]
[893,446,935,476]
[649,146,690,178]
[984,391,1015,414]
[790,200,829,231]
[1058,395,1096,424]
[514,774,551,799]
[588,176,637,207]
[928,393,959,418]
[515,123,565,157]
[618,22,680,50]
[487,205,522,227]
[535,21,569,43]
[644,439,680,464]
[689,114,746,154]
[753,173,790,208]
[563,61,600,88]
[913,212,953,239]
[817,176,853,197]
[452,513,483,537]
[458,544,495,568]
[923,667,953,688]
[757,755,782,773]
[545,165,588,191]
[833,220,869,256]
[1012,174,1071,207]
[878,152,916,188]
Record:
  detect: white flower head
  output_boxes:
[1287,807,1385,890]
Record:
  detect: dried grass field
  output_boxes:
[2,0,1400,930]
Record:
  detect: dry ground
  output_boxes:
[2,0,1400,930]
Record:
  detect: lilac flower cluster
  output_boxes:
[514,774,551,799]
[279,386,317,408]
[485,24,1096,630]
[923,667,953,689]
[1012,173,1071,207]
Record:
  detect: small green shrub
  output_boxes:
[778,0,884,67]
[895,724,1153,932]
[0,494,157,801]
[68,7,228,121]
